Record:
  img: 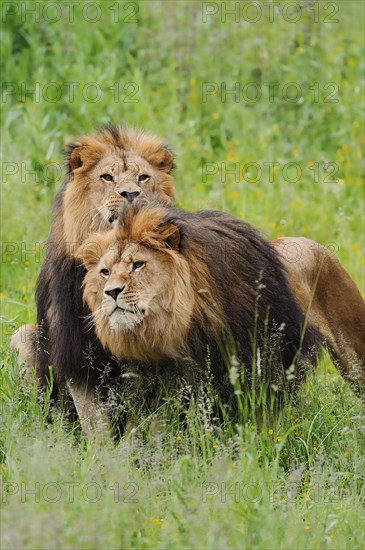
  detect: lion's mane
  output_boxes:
[36,125,176,392]
[80,205,322,399]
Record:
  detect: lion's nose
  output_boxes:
[104,286,125,302]
[120,191,140,202]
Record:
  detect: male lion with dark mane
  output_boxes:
[11,125,175,402]
[74,204,326,435]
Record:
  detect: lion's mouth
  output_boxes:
[108,306,145,331]
[114,305,145,315]
[108,213,117,224]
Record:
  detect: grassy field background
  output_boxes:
[1,1,364,548]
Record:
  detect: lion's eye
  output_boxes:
[138,174,150,183]
[99,268,110,278]
[132,261,145,271]
[101,174,114,183]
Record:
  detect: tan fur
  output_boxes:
[78,207,220,361]
[10,324,38,381]
[62,127,175,249]
[272,237,365,391]
[67,381,111,441]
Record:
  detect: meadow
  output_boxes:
[1,1,364,548]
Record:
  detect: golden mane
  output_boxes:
[62,125,176,247]
[78,205,222,361]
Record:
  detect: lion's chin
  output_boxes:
[108,308,144,332]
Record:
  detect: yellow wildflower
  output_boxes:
[226,150,239,162]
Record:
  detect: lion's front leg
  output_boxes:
[10,323,39,382]
[68,381,112,441]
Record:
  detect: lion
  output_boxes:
[10,125,176,403]
[71,204,327,435]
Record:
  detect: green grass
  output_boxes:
[1,1,364,548]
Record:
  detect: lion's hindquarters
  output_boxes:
[273,237,365,393]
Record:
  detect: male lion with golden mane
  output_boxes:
[75,204,365,436]
[73,204,323,435]
[11,125,175,401]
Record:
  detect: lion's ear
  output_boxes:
[148,147,174,174]
[75,238,104,270]
[67,142,84,172]
[66,137,107,174]
[156,223,180,250]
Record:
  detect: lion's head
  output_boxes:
[77,206,204,361]
[62,125,176,247]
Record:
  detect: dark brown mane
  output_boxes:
[80,204,322,402]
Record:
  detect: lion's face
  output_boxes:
[62,127,176,247]
[79,213,195,360]
[87,150,175,225]
[95,243,176,332]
